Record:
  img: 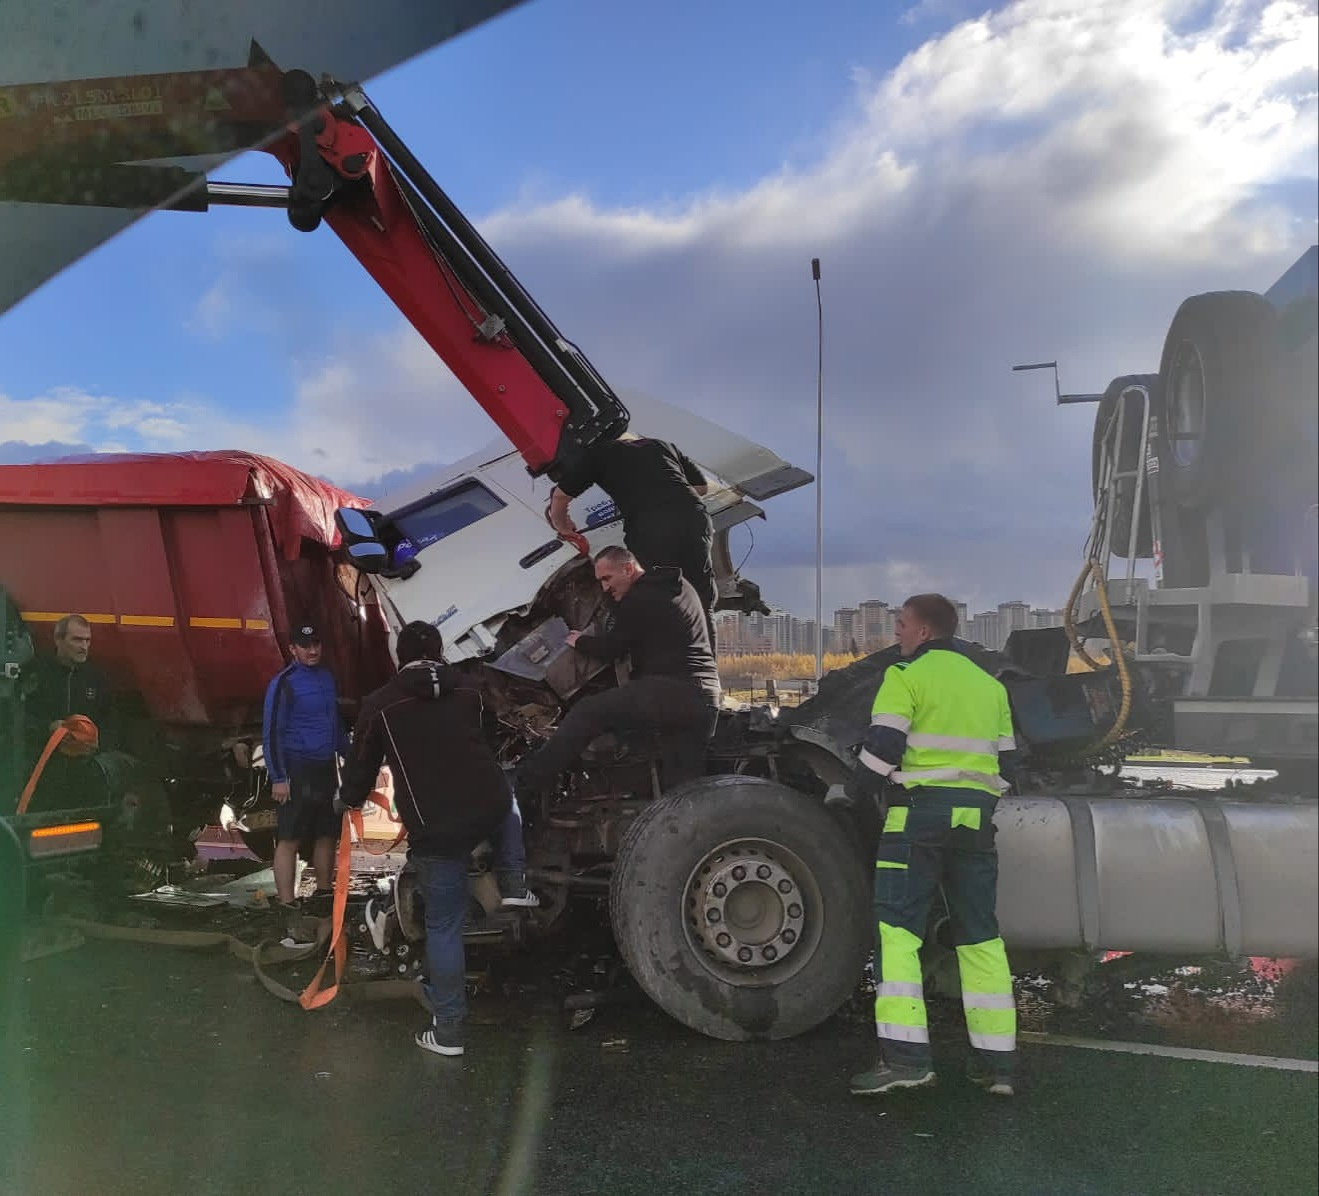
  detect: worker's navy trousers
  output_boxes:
[872,788,1017,1075]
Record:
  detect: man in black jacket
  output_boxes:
[547,434,717,632]
[516,546,721,794]
[20,613,116,812]
[338,621,521,1058]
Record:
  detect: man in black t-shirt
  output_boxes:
[548,434,716,627]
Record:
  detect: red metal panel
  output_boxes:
[161,507,286,725]
[94,506,207,723]
[0,452,392,729]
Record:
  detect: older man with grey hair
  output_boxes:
[24,613,115,757]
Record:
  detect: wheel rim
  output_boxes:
[1167,341,1205,470]
[683,837,824,987]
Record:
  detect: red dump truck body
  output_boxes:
[0,451,392,729]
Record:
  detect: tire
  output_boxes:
[1157,501,1210,589]
[609,775,870,1041]
[1091,374,1159,558]
[1156,291,1277,509]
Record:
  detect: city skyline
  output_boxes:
[716,595,1065,656]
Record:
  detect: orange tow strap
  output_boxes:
[16,715,99,815]
[297,789,408,1010]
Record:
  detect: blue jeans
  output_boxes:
[410,853,469,1026]
[494,779,526,877]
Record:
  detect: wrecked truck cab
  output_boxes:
[342,390,810,659]
[334,394,879,1042]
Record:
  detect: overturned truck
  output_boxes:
[4,389,1314,1041]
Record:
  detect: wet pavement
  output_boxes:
[2,936,1316,1196]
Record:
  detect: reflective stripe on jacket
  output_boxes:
[858,642,1015,796]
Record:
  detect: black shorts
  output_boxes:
[276,759,339,844]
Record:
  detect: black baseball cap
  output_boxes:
[291,622,321,646]
[396,620,443,665]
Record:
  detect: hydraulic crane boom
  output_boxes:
[0,50,629,478]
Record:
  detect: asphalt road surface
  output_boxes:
[2,939,1316,1196]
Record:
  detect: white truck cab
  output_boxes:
[352,390,810,662]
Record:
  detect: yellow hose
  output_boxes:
[1063,559,1134,752]
[1063,561,1105,672]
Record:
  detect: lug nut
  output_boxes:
[756,865,771,880]
[737,947,753,963]
[707,908,722,923]
[763,946,778,961]
[787,903,802,918]
[782,929,796,944]
[732,866,747,881]
[716,933,732,948]
[712,882,727,897]
[777,879,793,894]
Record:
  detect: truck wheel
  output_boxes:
[1156,291,1277,509]
[1157,501,1211,589]
[609,775,870,1041]
[1091,374,1159,558]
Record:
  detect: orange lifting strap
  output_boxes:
[16,715,100,815]
[298,788,407,1010]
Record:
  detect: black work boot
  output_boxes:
[967,1056,1015,1097]
[849,1060,937,1096]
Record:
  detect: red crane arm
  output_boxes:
[0,53,628,478]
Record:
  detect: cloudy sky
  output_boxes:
[0,0,1315,619]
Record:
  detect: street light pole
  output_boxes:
[812,257,824,682]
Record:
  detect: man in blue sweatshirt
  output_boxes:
[262,622,347,922]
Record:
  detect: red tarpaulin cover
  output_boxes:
[0,450,369,559]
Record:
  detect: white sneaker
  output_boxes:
[364,897,392,952]
[415,1023,464,1057]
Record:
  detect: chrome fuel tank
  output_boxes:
[995,796,1318,958]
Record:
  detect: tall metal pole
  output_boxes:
[812,258,824,682]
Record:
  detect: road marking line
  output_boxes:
[1020,1031,1318,1072]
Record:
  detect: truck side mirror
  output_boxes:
[346,541,389,573]
[335,507,378,543]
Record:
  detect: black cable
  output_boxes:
[735,522,755,574]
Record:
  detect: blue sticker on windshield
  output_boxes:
[584,501,620,528]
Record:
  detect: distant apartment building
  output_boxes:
[858,600,894,651]
[997,601,1031,638]
[714,610,749,655]
[833,607,860,653]
[1031,608,1065,629]
[967,610,1002,650]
